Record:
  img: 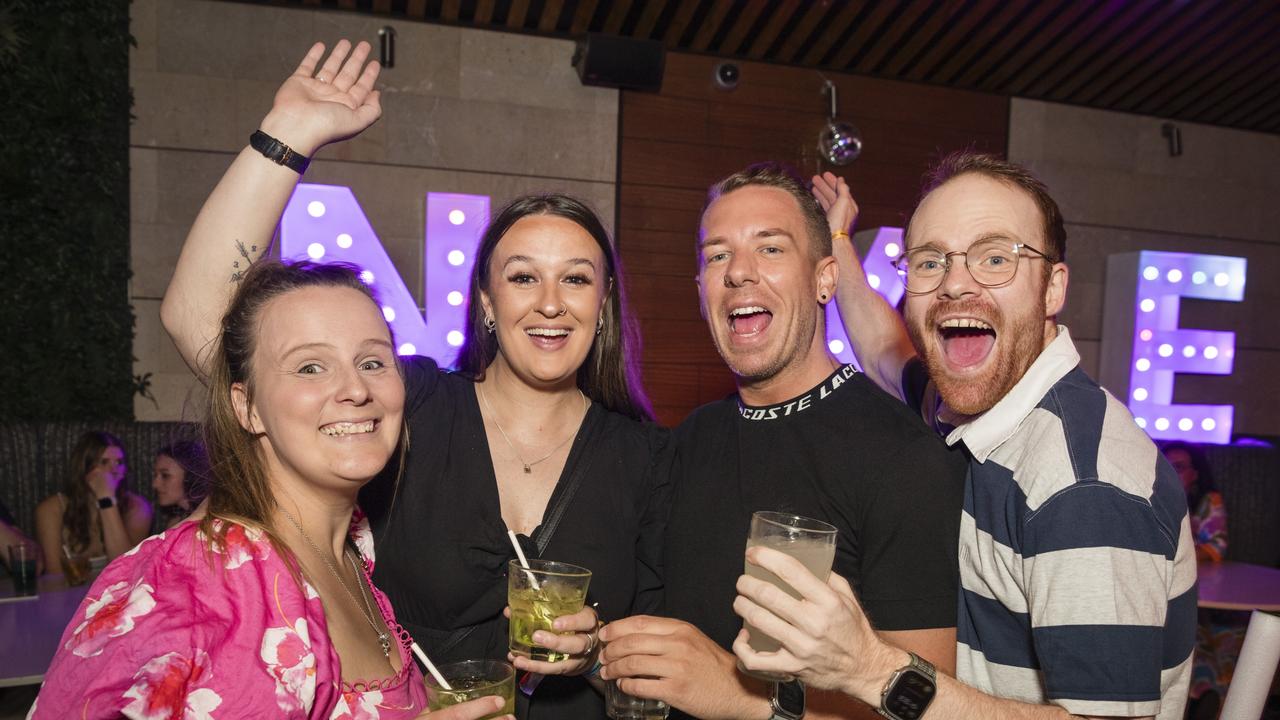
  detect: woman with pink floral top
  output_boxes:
[32,255,509,720]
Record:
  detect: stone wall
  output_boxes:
[1010,98,1280,437]
[129,0,618,421]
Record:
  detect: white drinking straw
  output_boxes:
[507,529,541,591]
[411,641,451,690]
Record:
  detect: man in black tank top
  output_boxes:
[597,163,966,720]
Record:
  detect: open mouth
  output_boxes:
[320,419,378,437]
[526,326,571,349]
[729,305,772,336]
[938,317,996,369]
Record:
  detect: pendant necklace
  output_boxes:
[278,506,392,659]
[478,382,588,474]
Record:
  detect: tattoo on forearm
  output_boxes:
[229,240,259,283]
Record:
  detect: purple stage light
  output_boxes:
[826,227,906,365]
[279,184,490,366]
[1101,251,1246,444]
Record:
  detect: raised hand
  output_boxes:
[731,545,903,703]
[812,171,859,238]
[259,39,383,158]
[86,465,123,500]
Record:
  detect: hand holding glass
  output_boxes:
[424,660,515,719]
[507,559,591,662]
[742,511,838,680]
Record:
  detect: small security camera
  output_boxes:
[714,62,740,90]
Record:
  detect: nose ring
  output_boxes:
[556,304,567,317]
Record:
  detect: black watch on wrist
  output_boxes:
[876,652,936,720]
[769,679,805,720]
[249,130,311,175]
[97,496,116,510]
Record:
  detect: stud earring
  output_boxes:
[596,316,604,335]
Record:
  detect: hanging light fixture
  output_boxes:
[819,80,862,166]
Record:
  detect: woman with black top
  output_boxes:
[161,40,673,719]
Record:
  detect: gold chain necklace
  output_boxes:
[477,383,588,474]
[278,506,391,659]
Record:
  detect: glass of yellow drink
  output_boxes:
[424,660,515,718]
[507,559,592,662]
[742,511,838,680]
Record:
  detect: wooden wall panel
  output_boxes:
[619,52,1009,427]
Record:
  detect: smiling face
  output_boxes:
[903,173,1067,416]
[697,185,836,392]
[479,214,609,389]
[232,285,404,496]
[151,455,187,508]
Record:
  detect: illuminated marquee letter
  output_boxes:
[1100,251,1246,444]
[825,227,907,365]
[279,184,490,364]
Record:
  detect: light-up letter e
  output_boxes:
[279,184,490,364]
[825,227,907,365]
[1100,251,1246,444]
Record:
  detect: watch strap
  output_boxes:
[249,130,311,174]
[97,496,116,509]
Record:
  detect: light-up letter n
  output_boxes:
[825,227,907,365]
[279,184,490,365]
[1100,251,1246,444]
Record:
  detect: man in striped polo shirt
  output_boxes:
[730,153,1196,719]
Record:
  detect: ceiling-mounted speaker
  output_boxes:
[572,33,665,92]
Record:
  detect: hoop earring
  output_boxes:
[484,316,496,333]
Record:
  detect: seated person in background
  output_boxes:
[32,259,506,720]
[1162,441,1225,563]
[0,498,41,573]
[1162,440,1241,719]
[34,431,152,573]
[152,440,211,531]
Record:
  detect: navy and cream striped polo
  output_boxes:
[918,327,1197,718]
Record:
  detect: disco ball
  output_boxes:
[819,120,863,166]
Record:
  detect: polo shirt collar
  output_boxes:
[943,325,1080,462]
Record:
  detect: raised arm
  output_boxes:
[812,172,917,402]
[160,40,383,379]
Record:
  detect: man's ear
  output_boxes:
[1044,262,1069,317]
[231,382,262,435]
[816,254,839,304]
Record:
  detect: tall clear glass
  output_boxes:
[741,511,838,680]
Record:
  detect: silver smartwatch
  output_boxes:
[876,652,936,720]
[769,679,805,720]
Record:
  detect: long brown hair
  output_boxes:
[199,260,403,562]
[61,431,132,552]
[454,194,653,422]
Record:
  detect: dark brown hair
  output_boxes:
[61,431,132,553]
[705,162,831,260]
[454,194,653,422]
[200,260,404,562]
[155,440,211,510]
[914,151,1067,263]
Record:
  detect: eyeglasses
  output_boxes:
[894,238,1054,295]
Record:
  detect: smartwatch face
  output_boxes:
[775,680,805,716]
[886,669,935,720]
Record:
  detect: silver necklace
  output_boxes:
[278,506,391,659]
[477,383,588,474]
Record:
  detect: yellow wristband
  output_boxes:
[832,230,850,241]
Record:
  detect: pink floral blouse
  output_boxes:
[31,512,427,719]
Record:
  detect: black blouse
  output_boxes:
[363,356,674,719]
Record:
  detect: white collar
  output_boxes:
[943,325,1080,462]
